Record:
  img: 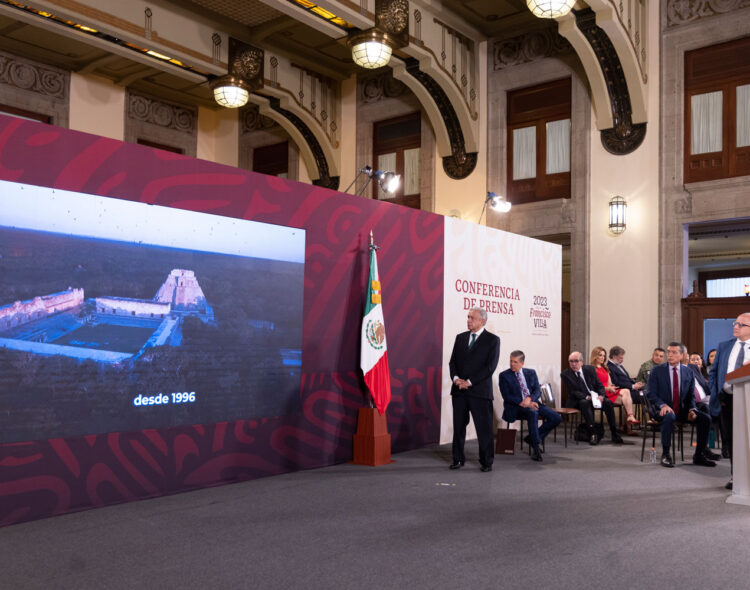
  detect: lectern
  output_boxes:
[726,363,750,506]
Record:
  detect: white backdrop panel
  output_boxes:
[441,217,562,444]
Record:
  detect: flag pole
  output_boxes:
[366,229,376,409]
[354,228,392,465]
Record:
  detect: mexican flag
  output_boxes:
[360,245,392,415]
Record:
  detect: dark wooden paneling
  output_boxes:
[681,296,750,355]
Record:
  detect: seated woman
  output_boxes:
[690,352,709,380]
[590,346,638,434]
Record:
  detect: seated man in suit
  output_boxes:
[499,350,561,462]
[608,345,645,403]
[636,347,666,395]
[647,342,715,468]
[561,351,623,445]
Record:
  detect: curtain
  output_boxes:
[403,148,420,195]
[546,118,570,174]
[377,152,397,199]
[738,84,750,148]
[706,277,750,298]
[691,91,723,155]
[513,126,536,180]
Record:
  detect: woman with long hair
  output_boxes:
[590,346,638,434]
[690,352,709,380]
[705,348,717,374]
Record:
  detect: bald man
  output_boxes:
[709,312,750,490]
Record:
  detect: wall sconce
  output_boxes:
[608,195,627,235]
[479,191,512,223]
[344,166,401,197]
[210,38,263,108]
[526,0,576,18]
[347,0,408,70]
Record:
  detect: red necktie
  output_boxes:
[672,367,680,411]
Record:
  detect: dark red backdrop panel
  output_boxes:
[0,115,444,526]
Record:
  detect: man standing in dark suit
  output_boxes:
[499,350,561,462]
[709,313,750,489]
[448,307,500,472]
[561,351,623,445]
[647,342,715,468]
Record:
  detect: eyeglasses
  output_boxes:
[733,321,750,328]
[568,359,583,364]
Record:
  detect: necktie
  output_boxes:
[516,372,530,399]
[672,367,680,411]
[694,386,702,402]
[468,333,476,349]
[735,342,746,371]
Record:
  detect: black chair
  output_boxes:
[640,399,696,462]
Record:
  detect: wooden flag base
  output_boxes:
[352,407,392,466]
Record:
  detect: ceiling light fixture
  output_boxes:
[211,77,250,108]
[526,0,576,19]
[347,0,409,70]
[348,30,393,69]
[211,38,264,109]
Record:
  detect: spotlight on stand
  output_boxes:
[344,166,401,197]
[478,191,511,223]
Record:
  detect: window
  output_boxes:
[253,142,289,178]
[137,139,184,154]
[373,112,421,209]
[685,36,750,183]
[0,104,51,124]
[699,267,750,298]
[507,78,571,205]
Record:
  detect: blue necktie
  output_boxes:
[735,343,746,371]
[516,372,530,399]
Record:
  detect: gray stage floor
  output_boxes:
[2,434,747,590]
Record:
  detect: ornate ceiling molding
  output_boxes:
[241,105,277,133]
[360,72,409,104]
[573,8,645,155]
[666,0,750,28]
[126,92,196,134]
[402,57,477,179]
[493,28,573,70]
[0,52,68,99]
[267,97,339,190]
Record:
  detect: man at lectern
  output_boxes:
[448,307,500,472]
[499,350,561,462]
[709,313,750,490]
